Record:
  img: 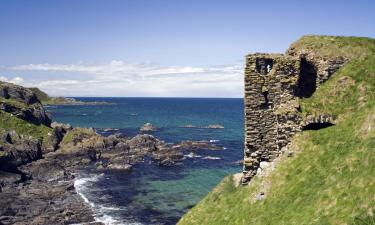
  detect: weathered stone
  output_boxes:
[0,81,52,126]
[242,49,345,184]
[259,161,269,170]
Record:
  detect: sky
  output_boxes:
[0,0,374,97]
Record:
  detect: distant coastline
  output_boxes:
[29,87,114,105]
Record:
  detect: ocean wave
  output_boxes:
[184,152,202,158]
[74,174,143,225]
[209,139,220,143]
[203,156,221,160]
[74,175,101,208]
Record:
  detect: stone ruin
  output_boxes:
[242,51,346,184]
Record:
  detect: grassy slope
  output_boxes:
[28,87,50,102]
[0,87,53,142]
[0,110,52,142]
[0,96,28,109]
[28,87,70,105]
[288,35,375,59]
[178,36,375,225]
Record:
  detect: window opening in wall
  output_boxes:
[256,58,274,75]
[296,57,317,97]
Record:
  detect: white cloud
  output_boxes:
[9,60,244,97]
[10,60,208,77]
[0,76,24,85]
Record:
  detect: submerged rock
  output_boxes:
[140,123,158,132]
[175,140,224,151]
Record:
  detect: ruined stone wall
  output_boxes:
[242,54,301,183]
[287,48,347,93]
[242,51,346,184]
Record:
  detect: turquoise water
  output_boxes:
[48,98,244,224]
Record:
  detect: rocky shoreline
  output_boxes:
[0,129,223,224]
[0,80,223,224]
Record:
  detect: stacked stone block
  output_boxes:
[242,54,301,184]
[242,46,348,185]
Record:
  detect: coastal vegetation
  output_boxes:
[0,110,52,142]
[1,35,373,225]
[178,36,375,225]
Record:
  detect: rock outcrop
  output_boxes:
[0,129,42,173]
[0,78,228,224]
[175,140,224,151]
[140,123,158,132]
[0,82,51,126]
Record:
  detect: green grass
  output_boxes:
[288,35,375,60]
[0,97,28,109]
[0,151,8,158]
[28,87,50,102]
[179,96,375,225]
[0,110,53,142]
[179,36,375,225]
[27,87,71,105]
[61,128,98,145]
[301,55,375,118]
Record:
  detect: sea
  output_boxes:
[47,97,244,225]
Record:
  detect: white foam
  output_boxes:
[184,152,202,158]
[74,174,143,225]
[209,139,220,143]
[203,156,221,160]
[74,176,101,208]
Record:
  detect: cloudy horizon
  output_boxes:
[0,0,374,97]
[1,60,244,97]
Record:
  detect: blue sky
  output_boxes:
[0,0,374,97]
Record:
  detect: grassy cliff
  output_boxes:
[0,83,53,144]
[28,87,77,105]
[29,87,111,105]
[178,36,375,225]
[0,110,52,142]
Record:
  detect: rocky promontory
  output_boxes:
[29,87,113,106]
[0,81,223,224]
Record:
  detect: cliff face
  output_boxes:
[0,82,52,126]
[178,35,375,225]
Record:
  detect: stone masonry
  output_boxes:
[242,52,345,184]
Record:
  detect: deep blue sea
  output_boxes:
[47,97,244,225]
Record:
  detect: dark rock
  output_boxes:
[127,134,158,151]
[51,122,72,134]
[0,171,22,187]
[0,82,52,126]
[0,101,51,126]
[0,136,43,172]
[175,140,224,151]
[0,81,39,105]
